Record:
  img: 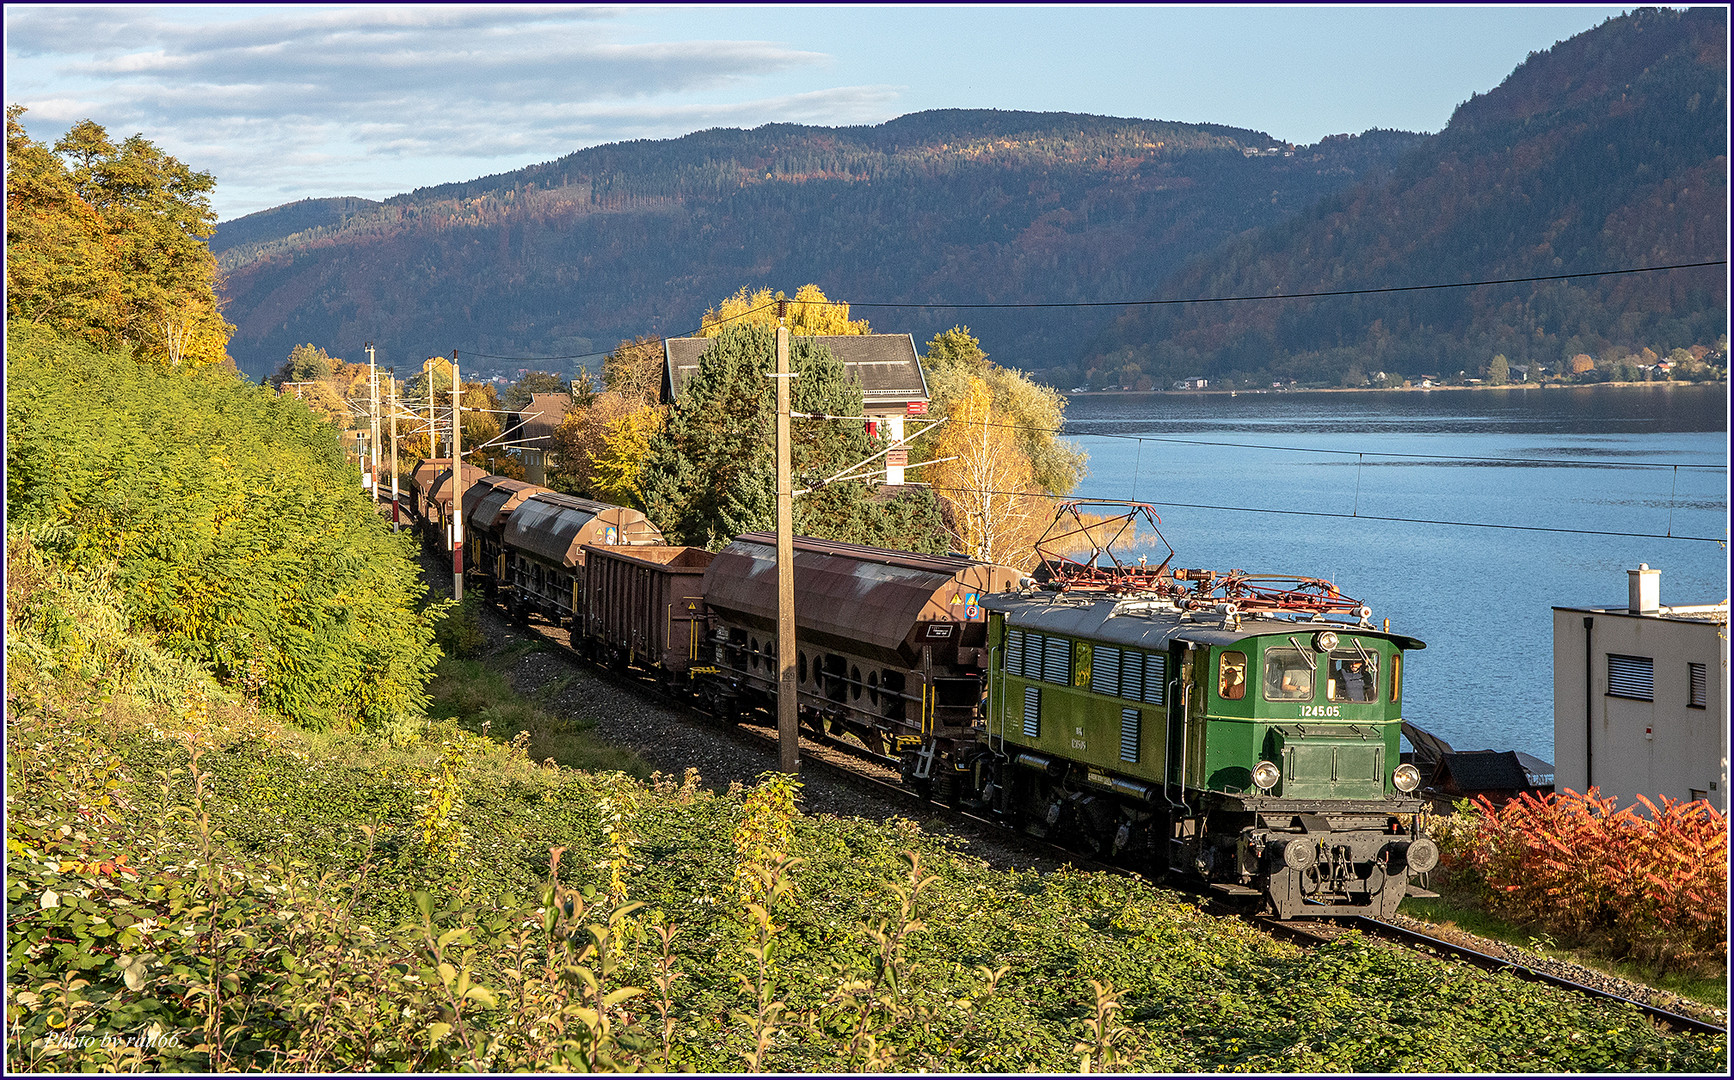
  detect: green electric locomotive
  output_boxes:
[966,586,1438,919]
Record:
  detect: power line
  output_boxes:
[1055,428,1729,472]
[451,260,1725,361]
[844,260,1729,310]
[460,300,783,364]
[919,484,1727,544]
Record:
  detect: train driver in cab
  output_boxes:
[1265,650,1313,700]
[1328,654,1376,702]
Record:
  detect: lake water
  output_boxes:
[1060,384,1729,766]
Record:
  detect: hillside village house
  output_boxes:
[509,393,571,485]
[663,334,931,484]
[1552,565,1729,811]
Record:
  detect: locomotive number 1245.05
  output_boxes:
[1298,705,1342,718]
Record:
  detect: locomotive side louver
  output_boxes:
[1120,708,1141,762]
[1005,628,1026,677]
[1091,645,1122,696]
[1041,634,1072,684]
[1023,685,1041,738]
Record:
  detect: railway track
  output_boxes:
[497,603,1728,1043]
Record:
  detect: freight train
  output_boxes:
[405,465,1436,919]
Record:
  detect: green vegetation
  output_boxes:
[6,325,441,730]
[640,323,947,551]
[8,632,1724,1071]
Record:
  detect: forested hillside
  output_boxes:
[213,111,1423,380]
[1084,6,1728,388]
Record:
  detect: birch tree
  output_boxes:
[926,375,1047,569]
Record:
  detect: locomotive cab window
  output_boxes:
[1325,650,1378,703]
[1218,651,1247,700]
[1389,654,1402,703]
[1263,648,1314,701]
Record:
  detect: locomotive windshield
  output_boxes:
[1326,651,1378,703]
[1262,648,1314,701]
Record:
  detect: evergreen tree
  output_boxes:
[639,325,945,551]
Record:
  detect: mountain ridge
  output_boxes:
[213,110,1422,380]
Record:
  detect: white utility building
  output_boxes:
[1552,565,1729,811]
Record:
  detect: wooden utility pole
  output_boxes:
[388,366,400,530]
[366,342,380,501]
[451,351,464,602]
[775,303,798,773]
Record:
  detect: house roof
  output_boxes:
[512,393,571,450]
[662,334,929,409]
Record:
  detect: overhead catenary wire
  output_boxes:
[917,484,1727,545]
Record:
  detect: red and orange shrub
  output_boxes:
[1445,788,1727,967]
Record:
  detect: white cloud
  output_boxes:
[5,4,864,218]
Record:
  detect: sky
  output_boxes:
[5,4,1642,223]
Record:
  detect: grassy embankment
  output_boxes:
[7,570,1726,1073]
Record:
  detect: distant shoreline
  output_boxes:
[1059,381,1728,398]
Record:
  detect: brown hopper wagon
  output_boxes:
[501,492,662,628]
[581,544,716,683]
[463,476,549,594]
[413,460,489,549]
[697,532,1025,792]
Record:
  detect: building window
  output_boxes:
[1607,654,1654,701]
[1688,662,1708,709]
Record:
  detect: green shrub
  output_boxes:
[433,593,487,659]
[6,324,443,729]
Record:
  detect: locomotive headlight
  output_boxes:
[1252,760,1281,792]
[1313,630,1338,652]
[1405,837,1440,874]
[1393,763,1422,793]
[1279,839,1316,871]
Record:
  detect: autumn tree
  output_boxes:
[602,334,667,408]
[1487,353,1510,384]
[271,343,339,386]
[698,283,871,337]
[925,375,1047,569]
[589,403,664,508]
[548,390,635,496]
[639,324,945,551]
[917,325,1084,500]
[5,108,233,367]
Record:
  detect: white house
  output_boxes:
[1552,564,1729,811]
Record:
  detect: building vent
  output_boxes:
[1608,654,1655,701]
[1689,662,1708,708]
[1628,564,1659,614]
